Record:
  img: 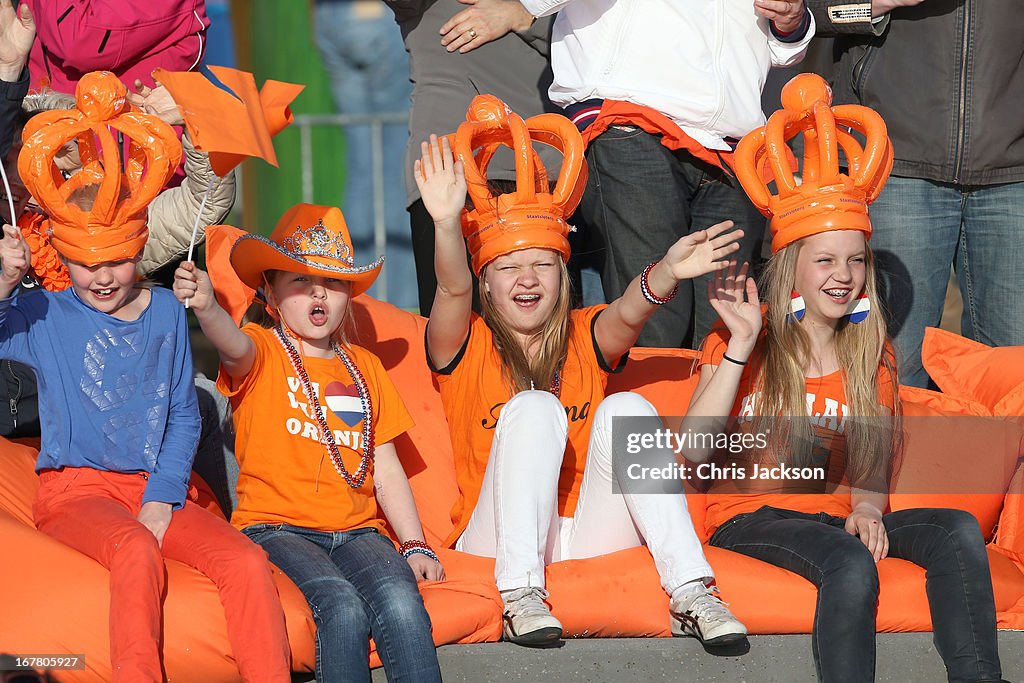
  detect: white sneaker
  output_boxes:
[670,586,748,646]
[501,587,563,646]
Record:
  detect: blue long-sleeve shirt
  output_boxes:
[0,287,200,509]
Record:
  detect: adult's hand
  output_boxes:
[440,0,534,54]
[0,3,34,82]
[754,0,805,34]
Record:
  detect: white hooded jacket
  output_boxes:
[519,0,815,150]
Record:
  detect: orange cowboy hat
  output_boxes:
[449,94,587,275]
[733,73,894,253]
[230,203,382,296]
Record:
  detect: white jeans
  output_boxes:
[456,390,713,594]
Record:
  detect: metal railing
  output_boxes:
[294,111,408,302]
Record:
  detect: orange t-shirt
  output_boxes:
[699,321,896,535]
[220,325,414,533]
[431,306,625,548]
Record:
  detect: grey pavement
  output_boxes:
[366,632,1021,682]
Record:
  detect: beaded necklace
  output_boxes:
[526,368,561,397]
[274,325,375,489]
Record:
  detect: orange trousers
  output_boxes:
[33,467,291,683]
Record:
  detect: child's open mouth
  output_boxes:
[513,293,541,310]
[309,303,329,326]
[91,288,116,300]
[823,287,851,304]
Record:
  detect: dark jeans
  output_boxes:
[710,506,1001,683]
[409,199,482,317]
[575,126,766,348]
[193,375,238,517]
[243,524,441,683]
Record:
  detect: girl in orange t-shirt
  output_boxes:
[173,204,443,683]
[415,95,748,649]
[686,74,1002,682]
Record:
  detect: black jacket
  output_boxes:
[808,1,1024,186]
[0,67,28,159]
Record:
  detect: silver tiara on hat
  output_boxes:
[281,219,355,267]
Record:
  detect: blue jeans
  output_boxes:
[710,506,1001,683]
[869,177,1024,387]
[575,126,766,348]
[313,0,417,309]
[243,524,440,683]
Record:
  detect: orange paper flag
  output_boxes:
[152,65,304,177]
[205,224,256,325]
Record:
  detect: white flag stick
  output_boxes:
[184,175,216,309]
[0,159,17,228]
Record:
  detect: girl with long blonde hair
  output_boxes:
[686,75,1003,682]
[417,96,748,648]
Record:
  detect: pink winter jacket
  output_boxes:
[27,0,209,93]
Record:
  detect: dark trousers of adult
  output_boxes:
[710,506,1002,683]
[574,126,767,348]
[409,199,483,316]
[244,524,442,683]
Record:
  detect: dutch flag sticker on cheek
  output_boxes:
[789,291,806,322]
[324,381,365,427]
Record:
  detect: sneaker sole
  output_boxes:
[670,617,747,647]
[504,625,563,647]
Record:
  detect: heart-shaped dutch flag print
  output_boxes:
[324,381,365,427]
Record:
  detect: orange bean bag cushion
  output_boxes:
[923,327,1024,416]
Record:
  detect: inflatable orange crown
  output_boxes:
[734,73,893,254]
[452,94,586,275]
[18,71,182,265]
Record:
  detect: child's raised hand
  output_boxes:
[137,501,172,547]
[0,224,30,288]
[662,220,743,281]
[407,553,446,583]
[709,260,762,346]
[414,134,467,228]
[172,261,214,311]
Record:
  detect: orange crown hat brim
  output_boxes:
[228,204,382,296]
[49,218,148,266]
[733,73,893,254]
[451,94,586,274]
[463,204,571,275]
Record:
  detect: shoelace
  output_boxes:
[505,588,551,618]
[686,589,734,621]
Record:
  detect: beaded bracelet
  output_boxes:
[405,547,441,563]
[640,261,678,305]
[400,539,440,563]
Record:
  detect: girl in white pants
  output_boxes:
[415,98,748,647]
